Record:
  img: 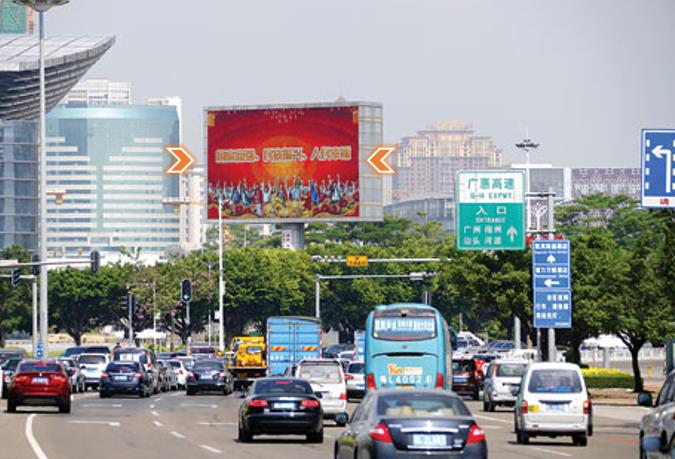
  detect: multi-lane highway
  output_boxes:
[0,391,645,459]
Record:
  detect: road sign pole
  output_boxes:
[547,188,556,362]
[128,294,133,346]
[315,275,321,319]
[218,197,225,353]
[32,278,38,357]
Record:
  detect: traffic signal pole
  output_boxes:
[547,188,557,362]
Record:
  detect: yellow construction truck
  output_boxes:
[227,336,267,390]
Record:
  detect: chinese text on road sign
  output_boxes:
[532,240,572,328]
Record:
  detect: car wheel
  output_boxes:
[187,388,195,396]
[99,391,107,399]
[572,434,588,447]
[60,397,71,414]
[238,424,252,443]
[307,429,324,443]
[7,397,17,413]
[473,387,480,401]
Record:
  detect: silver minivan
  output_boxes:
[483,359,528,412]
[514,362,592,446]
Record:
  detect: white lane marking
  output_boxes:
[529,447,572,457]
[82,403,123,408]
[171,431,186,439]
[170,392,183,397]
[153,421,164,427]
[324,433,335,439]
[68,420,120,427]
[200,445,222,454]
[180,403,218,408]
[154,398,162,402]
[149,404,155,409]
[25,414,48,459]
[473,414,511,424]
[151,410,160,417]
[479,425,501,430]
[198,422,237,426]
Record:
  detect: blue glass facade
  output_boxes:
[0,119,37,251]
[46,103,181,261]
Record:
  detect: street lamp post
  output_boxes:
[217,197,225,352]
[14,0,69,358]
[514,136,539,351]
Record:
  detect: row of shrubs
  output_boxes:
[581,368,636,389]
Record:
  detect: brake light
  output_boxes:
[521,400,528,414]
[366,373,376,389]
[100,373,109,379]
[134,373,142,379]
[583,399,591,415]
[369,424,392,443]
[301,399,320,408]
[435,372,444,388]
[345,374,354,380]
[339,392,347,400]
[248,399,268,408]
[52,374,68,383]
[466,425,486,444]
[13,375,30,384]
[3,376,10,383]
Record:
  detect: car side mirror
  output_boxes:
[314,392,323,399]
[335,412,349,425]
[510,386,520,396]
[80,365,86,369]
[637,392,653,407]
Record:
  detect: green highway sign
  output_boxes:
[456,170,526,251]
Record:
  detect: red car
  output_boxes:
[7,360,71,413]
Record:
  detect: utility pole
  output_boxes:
[218,197,225,352]
[127,293,134,346]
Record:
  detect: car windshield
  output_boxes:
[372,311,437,341]
[192,347,215,354]
[348,363,364,374]
[254,379,313,395]
[18,363,62,373]
[452,360,475,372]
[496,363,527,377]
[377,393,471,418]
[84,347,110,354]
[246,346,262,354]
[79,355,106,364]
[168,361,182,369]
[528,369,582,393]
[298,363,342,383]
[107,363,140,373]
[194,361,222,370]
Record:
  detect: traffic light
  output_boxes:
[181,278,192,303]
[31,254,39,276]
[90,250,100,274]
[10,269,20,288]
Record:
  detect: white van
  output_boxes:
[78,353,110,390]
[514,362,592,446]
[483,359,529,411]
[295,359,348,426]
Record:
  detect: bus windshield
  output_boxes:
[372,314,436,341]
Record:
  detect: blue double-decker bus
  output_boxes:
[364,303,454,390]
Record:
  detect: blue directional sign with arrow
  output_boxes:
[642,129,675,208]
[532,239,572,328]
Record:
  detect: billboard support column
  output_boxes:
[281,223,305,250]
[547,188,556,362]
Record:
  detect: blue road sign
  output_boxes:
[642,129,675,208]
[36,342,44,359]
[532,240,572,328]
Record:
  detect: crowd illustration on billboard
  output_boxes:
[208,174,359,219]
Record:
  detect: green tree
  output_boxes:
[0,246,32,347]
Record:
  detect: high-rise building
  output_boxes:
[46,91,182,264]
[393,122,502,202]
[571,168,640,199]
[62,79,131,106]
[0,35,114,252]
[0,0,34,34]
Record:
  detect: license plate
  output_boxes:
[114,376,127,381]
[544,403,567,412]
[32,377,48,384]
[412,434,447,447]
[274,402,295,410]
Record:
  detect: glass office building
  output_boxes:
[0,119,37,250]
[46,102,181,263]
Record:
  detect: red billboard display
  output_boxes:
[207,105,360,221]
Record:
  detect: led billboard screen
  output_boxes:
[207,105,362,222]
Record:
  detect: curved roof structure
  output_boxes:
[0,34,114,120]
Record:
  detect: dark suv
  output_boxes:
[452,358,480,400]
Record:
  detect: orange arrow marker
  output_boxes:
[367,145,398,175]
[164,145,195,175]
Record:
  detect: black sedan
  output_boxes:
[238,378,324,443]
[99,361,152,398]
[186,359,233,395]
[335,389,488,459]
